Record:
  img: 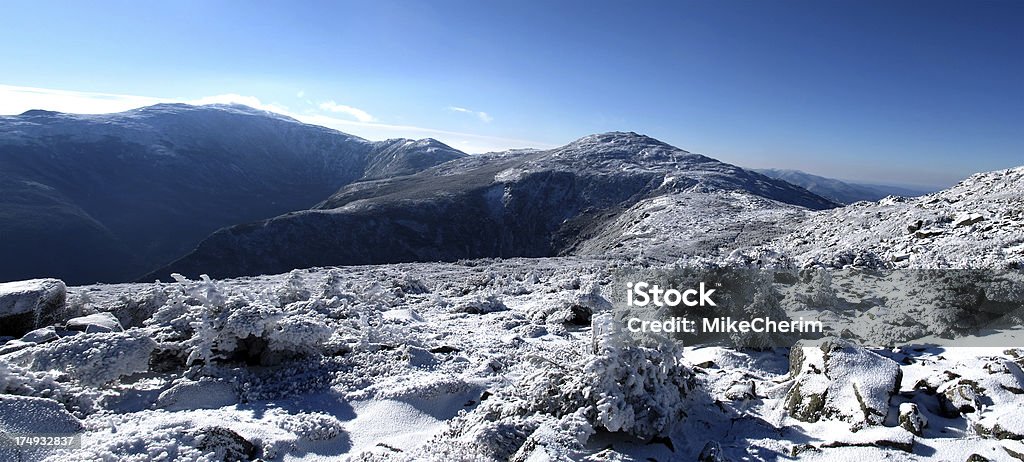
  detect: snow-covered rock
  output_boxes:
[20,326,60,344]
[785,337,901,426]
[65,312,123,333]
[898,402,927,436]
[975,402,1024,440]
[0,279,67,336]
[156,378,238,411]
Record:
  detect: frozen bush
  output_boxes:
[5,330,156,387]
[274,412,346,441]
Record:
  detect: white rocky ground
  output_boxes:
[0,255,1021,461]
[770,167,1024,270]
[1,166,1023,461]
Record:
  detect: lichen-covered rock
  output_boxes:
[785,337,902,426]
[0,279,68,336]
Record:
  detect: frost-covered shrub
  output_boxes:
[797,267,836,308]
[433,314,693,460]
[508,412,593,462]
[274,412,346,441]
[144,274,333,368]
[265,316,333,359]
[731,279,794,349]
[186,301,331,366]
[0,358,91,415]
[5,330,156,387]
[573,323,694,439]
[276,270,312,305]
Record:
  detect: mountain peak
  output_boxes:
[18,109,62,117]
[568,131,681,151]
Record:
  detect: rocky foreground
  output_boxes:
[0,254,1022,461]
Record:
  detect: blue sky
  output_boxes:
[1,1,1021,187]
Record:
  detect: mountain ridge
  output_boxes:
[0,104,466,284]
[152,131,839,280]
[754,168,935,204]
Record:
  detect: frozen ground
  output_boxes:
[1,255,1022,461]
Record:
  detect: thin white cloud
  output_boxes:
[0,84,165,115]
[0,83,553,154]
[318,100,376,122]
[447,105,493,123]
[296,90,305,98]
[187,93,293,115]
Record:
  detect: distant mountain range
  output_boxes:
[0,104,464,284]
[9,103,968,284]
[753,168,936,204]
[152,132,838,280]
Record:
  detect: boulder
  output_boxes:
[785,337,902,426]
[0,279,68,337]
[975,402,1024,440]
[940,380,981,416]
[954,213,985,228]
[156,378,238,411]
[21,326,59,344]
[898,402,928,436]
[191,426,258,461]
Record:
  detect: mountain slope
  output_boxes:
[154,132,838,279]
[0,104,465,284]
[754,168,933,204]
[769,166,1024,268]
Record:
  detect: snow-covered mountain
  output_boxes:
[754,168,934,204]
[0,104,465,284]
[153,132,838,280]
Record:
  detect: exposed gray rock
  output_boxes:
[191,426,258,461]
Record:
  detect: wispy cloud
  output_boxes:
[318,100,376,122]
[0,84,554,154]
[447,106,493,123]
